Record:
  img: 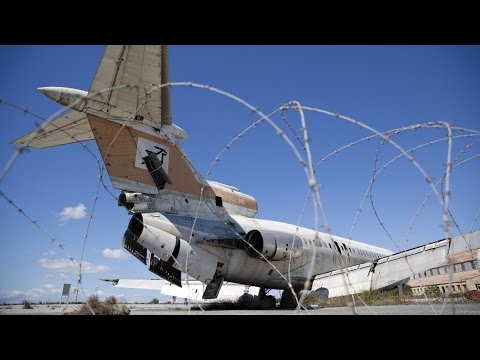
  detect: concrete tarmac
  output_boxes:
[1,303,479,315]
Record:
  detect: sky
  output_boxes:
[0,45,479,304]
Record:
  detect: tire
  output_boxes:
[280,288,298,309]
[260,295,277,309]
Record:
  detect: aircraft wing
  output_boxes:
[101,278,260,302]
[12,109,93,148]
[101,278,166,290]
[312,231,480,297]
[89,45,171,126]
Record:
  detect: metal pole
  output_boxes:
[398,284,404,301]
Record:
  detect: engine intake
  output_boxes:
[122,213,218,284]
[245,230,302,261]
[118,192,155,213]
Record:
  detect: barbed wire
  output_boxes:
[0,190,95,314]
[368,133,479,251]
[0,99,118,200]
[363,131,477,313]
[1,81,478,315]
[288,123,479,312]
[471,207,480,234]
[274,103,478,312]
[406,141,480,246]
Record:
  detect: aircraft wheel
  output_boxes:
[238,293,254,304]
[260,295,277,309]
[280,288,298,309]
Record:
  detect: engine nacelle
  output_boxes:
[118,192,156,213]
[125,214,218,284]
[245,230,302,261]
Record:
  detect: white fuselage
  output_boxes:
[29,86,393,292]
[143,208,393,290]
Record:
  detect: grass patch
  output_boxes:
[69,295,130,315]
[22,300,33,309]
[304,287,415,308]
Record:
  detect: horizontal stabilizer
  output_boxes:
[13,109,93,148]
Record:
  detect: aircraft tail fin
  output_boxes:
[12,44,257,215]
[13,44,204,196]
[87,114,203,195]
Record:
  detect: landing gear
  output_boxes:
[259,295,277,309]
[257,287,277,309]
[238,292,254,304]
[236,287,277,309]
[280,287,299,309]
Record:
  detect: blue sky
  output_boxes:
[0,45,479,304]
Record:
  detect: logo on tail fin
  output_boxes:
[135,138,170,173]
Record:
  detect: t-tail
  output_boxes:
[13,45,258,220]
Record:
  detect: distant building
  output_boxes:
[407,232,480,296]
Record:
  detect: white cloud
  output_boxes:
[1,285,167,304]
[25,284,62,299]
[39,258,111,274]
[42,249,56,257]
[101,248,129,260]
[0,289,23,300]
[0,285,61,302]
[45,273,70,280]
[58,203,86,222]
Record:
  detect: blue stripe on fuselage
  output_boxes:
[157,214,242,238]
